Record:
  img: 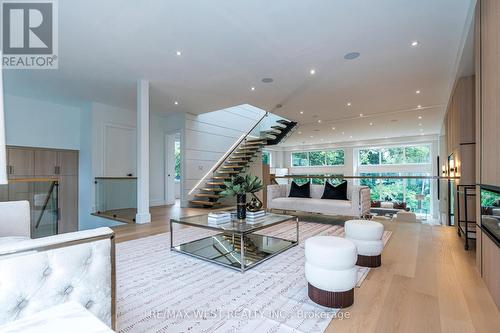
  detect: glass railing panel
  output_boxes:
[95,177,137,222]
[0,179,58,239]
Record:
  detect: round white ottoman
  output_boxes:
[345,220,384,267]
[305,236,357,308]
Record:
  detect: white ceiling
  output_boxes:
[4,0,475,145]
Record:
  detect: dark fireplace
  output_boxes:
[480,185,500,245]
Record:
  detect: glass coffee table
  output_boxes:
[170,213,298,272]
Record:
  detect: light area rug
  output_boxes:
[116,221,392,333]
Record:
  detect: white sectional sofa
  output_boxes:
[267,183,371,217]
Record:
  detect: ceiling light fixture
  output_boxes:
[298,131,302,134]
[174,101,179,105]
[411,40,419,47]
[309,69,316,75]
[317,119,322,123]
[332,127,336,130]
[350,135,353,139]
[369,122,373,126]
[417,105,422,109]
[416,90,421,94]
[251,86,255,91]
[176,50,182,56]
[359,113,363,117]
[310,135,314,138]
[346,102,352,107]
[299,110,304,114]
[344,52,360,60]
[341,131,345,135]
[418,116,423,119]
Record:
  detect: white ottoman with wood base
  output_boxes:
[345,219,384,267]
[305,236,357,308]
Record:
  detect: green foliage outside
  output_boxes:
[481,189,499,207]
[262,151,270,165]
[360,145,430,165]
[292,150,344,167]
[360,172,431,212]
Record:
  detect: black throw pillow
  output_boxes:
[288,181,311,198]
[321,181,348,200]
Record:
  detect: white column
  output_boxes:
[136,80,151,223]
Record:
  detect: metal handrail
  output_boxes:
[272,175,460,180]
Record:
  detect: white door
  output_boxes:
[165,133,177,205]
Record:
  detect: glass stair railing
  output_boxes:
[0,178,59,238]
[94,177,137,223]
[189,112,297,208]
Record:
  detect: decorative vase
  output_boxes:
[247,193,263,212]
[236,193,247,220]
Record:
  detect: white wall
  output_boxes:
[4,94,81,150]
[183,104,265,206]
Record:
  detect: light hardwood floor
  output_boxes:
[111,205,500,332]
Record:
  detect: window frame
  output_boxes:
[358,144,431,166]
[291,149,345,167]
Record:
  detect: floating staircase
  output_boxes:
[189,116,297,208]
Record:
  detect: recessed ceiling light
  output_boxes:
[176,50,182,56]
[298,131,302,134]
[369,122,373,126]
[174,101,179,105]
[309,69,316,75]
[416,90,421,94]
[344,52,360,60]
[332,127,336,130]
[411,40,419,47]
[417,105,422,109]
[350,135,353,139]
[341,131,345,135]
[317,119,322,123]
[418,116,422,119]
[251,86,255,91]
[359,113,364,117]
[310,135,314,138]
[346,102,352,107]
[299,110,304,114]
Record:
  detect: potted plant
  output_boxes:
[220,174,264,219]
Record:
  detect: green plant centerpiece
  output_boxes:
[220,174,264,219]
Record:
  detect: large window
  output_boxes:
[291,149,344,167]
[359,145,430,165]
[360,172,431,213]
[292,175,344,185]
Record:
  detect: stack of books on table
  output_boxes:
[245,210,266,223]
[208,212,231,225]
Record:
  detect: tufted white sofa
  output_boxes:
[0,227,115,329]
[267,183,371,217]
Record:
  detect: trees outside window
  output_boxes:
[262,151,270,165]
[174,141,181,181]
[291,150,344,167]
[381,147,404,164]
[360,149,380,165]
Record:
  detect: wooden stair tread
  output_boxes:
[194,194,222,198]
[217,170,239,174]
[206,181,225,186]
[190,200,221,206]
[200,187,224,192]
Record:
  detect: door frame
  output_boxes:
[165,131,180,205]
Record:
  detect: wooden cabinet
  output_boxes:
[34,150,58,176]
[7,148,34,178]
[7,146,79,234]
[58,175,78,233]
